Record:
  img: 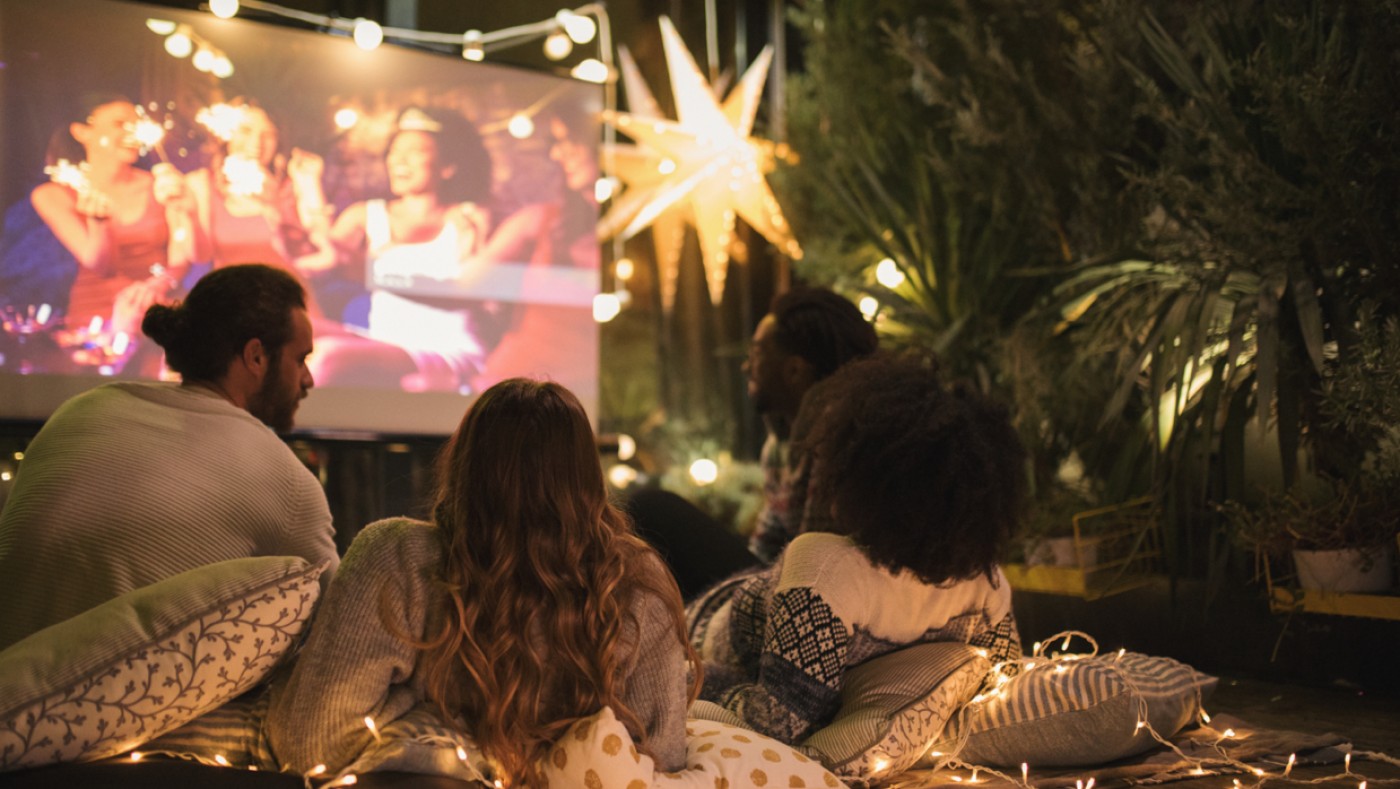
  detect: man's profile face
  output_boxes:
[248,308,314,433]
[744,314,800,416]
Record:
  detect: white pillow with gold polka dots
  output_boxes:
[539,707,848,789]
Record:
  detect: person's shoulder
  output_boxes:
[776,532,864,587]
[341,517,439,575]
[29,181,74,211]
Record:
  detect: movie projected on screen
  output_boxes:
[0,0,601,434]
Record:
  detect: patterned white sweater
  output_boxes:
[687,532,1020,744]
[0,382,338,649]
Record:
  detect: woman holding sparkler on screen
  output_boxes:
[27,94,199,341]
[187,97,319,274]
[296,105,547,393]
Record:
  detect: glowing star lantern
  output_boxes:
[599,17,801,310]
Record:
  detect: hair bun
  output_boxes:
[141,302,187,348]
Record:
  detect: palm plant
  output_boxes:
[1051,1,1400,574]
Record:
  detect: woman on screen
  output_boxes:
[187,98,320,276]
[26,94,199,338]
[298,106,517,392]
[269,378,696,780]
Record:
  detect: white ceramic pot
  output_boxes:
[1292,546,1395,593]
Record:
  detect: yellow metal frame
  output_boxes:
[1004,495,1163,600]
[1263,549,1400,620]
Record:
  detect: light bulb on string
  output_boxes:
[209,0,239,19]
[193,48,217,72]
[614,257,635,281]
[462,29,484,61]
[211,55,234,78]
[147,18,177,35]
[543,30,573,61]
[507,113,535,140]
[556,10,597,44]
[571,58,609,84]
[592,293,621,322]
[858,295,879,320]
[594,176,618,203]
[165,29,194,58]
[352,19,383,51]
[875,257,905,288]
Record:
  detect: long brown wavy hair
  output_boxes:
[409,379,697,786]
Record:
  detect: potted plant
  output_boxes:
[1222,477,1396,594]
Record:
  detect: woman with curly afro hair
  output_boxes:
[687,351,1027,745]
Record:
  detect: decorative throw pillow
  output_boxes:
[539,707,848,789]
[801,642,989,782]
[0,556,325,771]
[931,651,1217,768]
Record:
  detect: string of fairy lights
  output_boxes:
[124,629,1400,786]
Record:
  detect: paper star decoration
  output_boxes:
[599,16,801,309]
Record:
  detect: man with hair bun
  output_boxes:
[0,263,338,650]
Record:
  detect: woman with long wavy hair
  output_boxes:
[269,379,698,782]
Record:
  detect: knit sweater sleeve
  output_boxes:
[619,553,690,772]
[715,584,849,745]
[268,519,436,773]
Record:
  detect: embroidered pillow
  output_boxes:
[540,707,848,789]
[931,652,1217,768]
[801,642,989,782]
[0,556,324,771]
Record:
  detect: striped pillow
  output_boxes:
[801,642,989,782]
[934,652,1217,767]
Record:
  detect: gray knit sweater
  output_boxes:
[268,518,690,774]
[0,382,338,650]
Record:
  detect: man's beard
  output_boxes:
[248,353,298,433]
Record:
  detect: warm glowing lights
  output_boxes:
[556,10,597,44]
[334,108,360,131]
[456,746,469,762]
[146,18,177,35]
[214,754,230,766]
[1222,728,1235,739]
[1021,763,1029,784]
[1285,753,1297,776]
[1,472,12,482]
[209,0,239,19]
[595,176,618,203]
[543,30,573,60]
[689,458,719,486]
[616,433,637,461]
[656,158,677,175]
[130,752,144,762]
[507,113,536,140]
[1346,753,1352,773]
[875,257,905,288]
[364,715,381,742]
[859,296,879,320]
[871,757,890,774]
[164,29,194,58]
[607,464,639,489]
[593,293,622,323]
[571,58,610,84]
[352,18,383,50]
[310,764,328,776]
[614,257,636,282]
[462,29,485,61]
[211,55,234,78]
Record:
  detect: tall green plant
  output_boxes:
[1047,1,1400,576]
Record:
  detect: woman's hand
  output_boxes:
[111,274,176,338]
[74,188,112,220]
[151,163,191,208]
